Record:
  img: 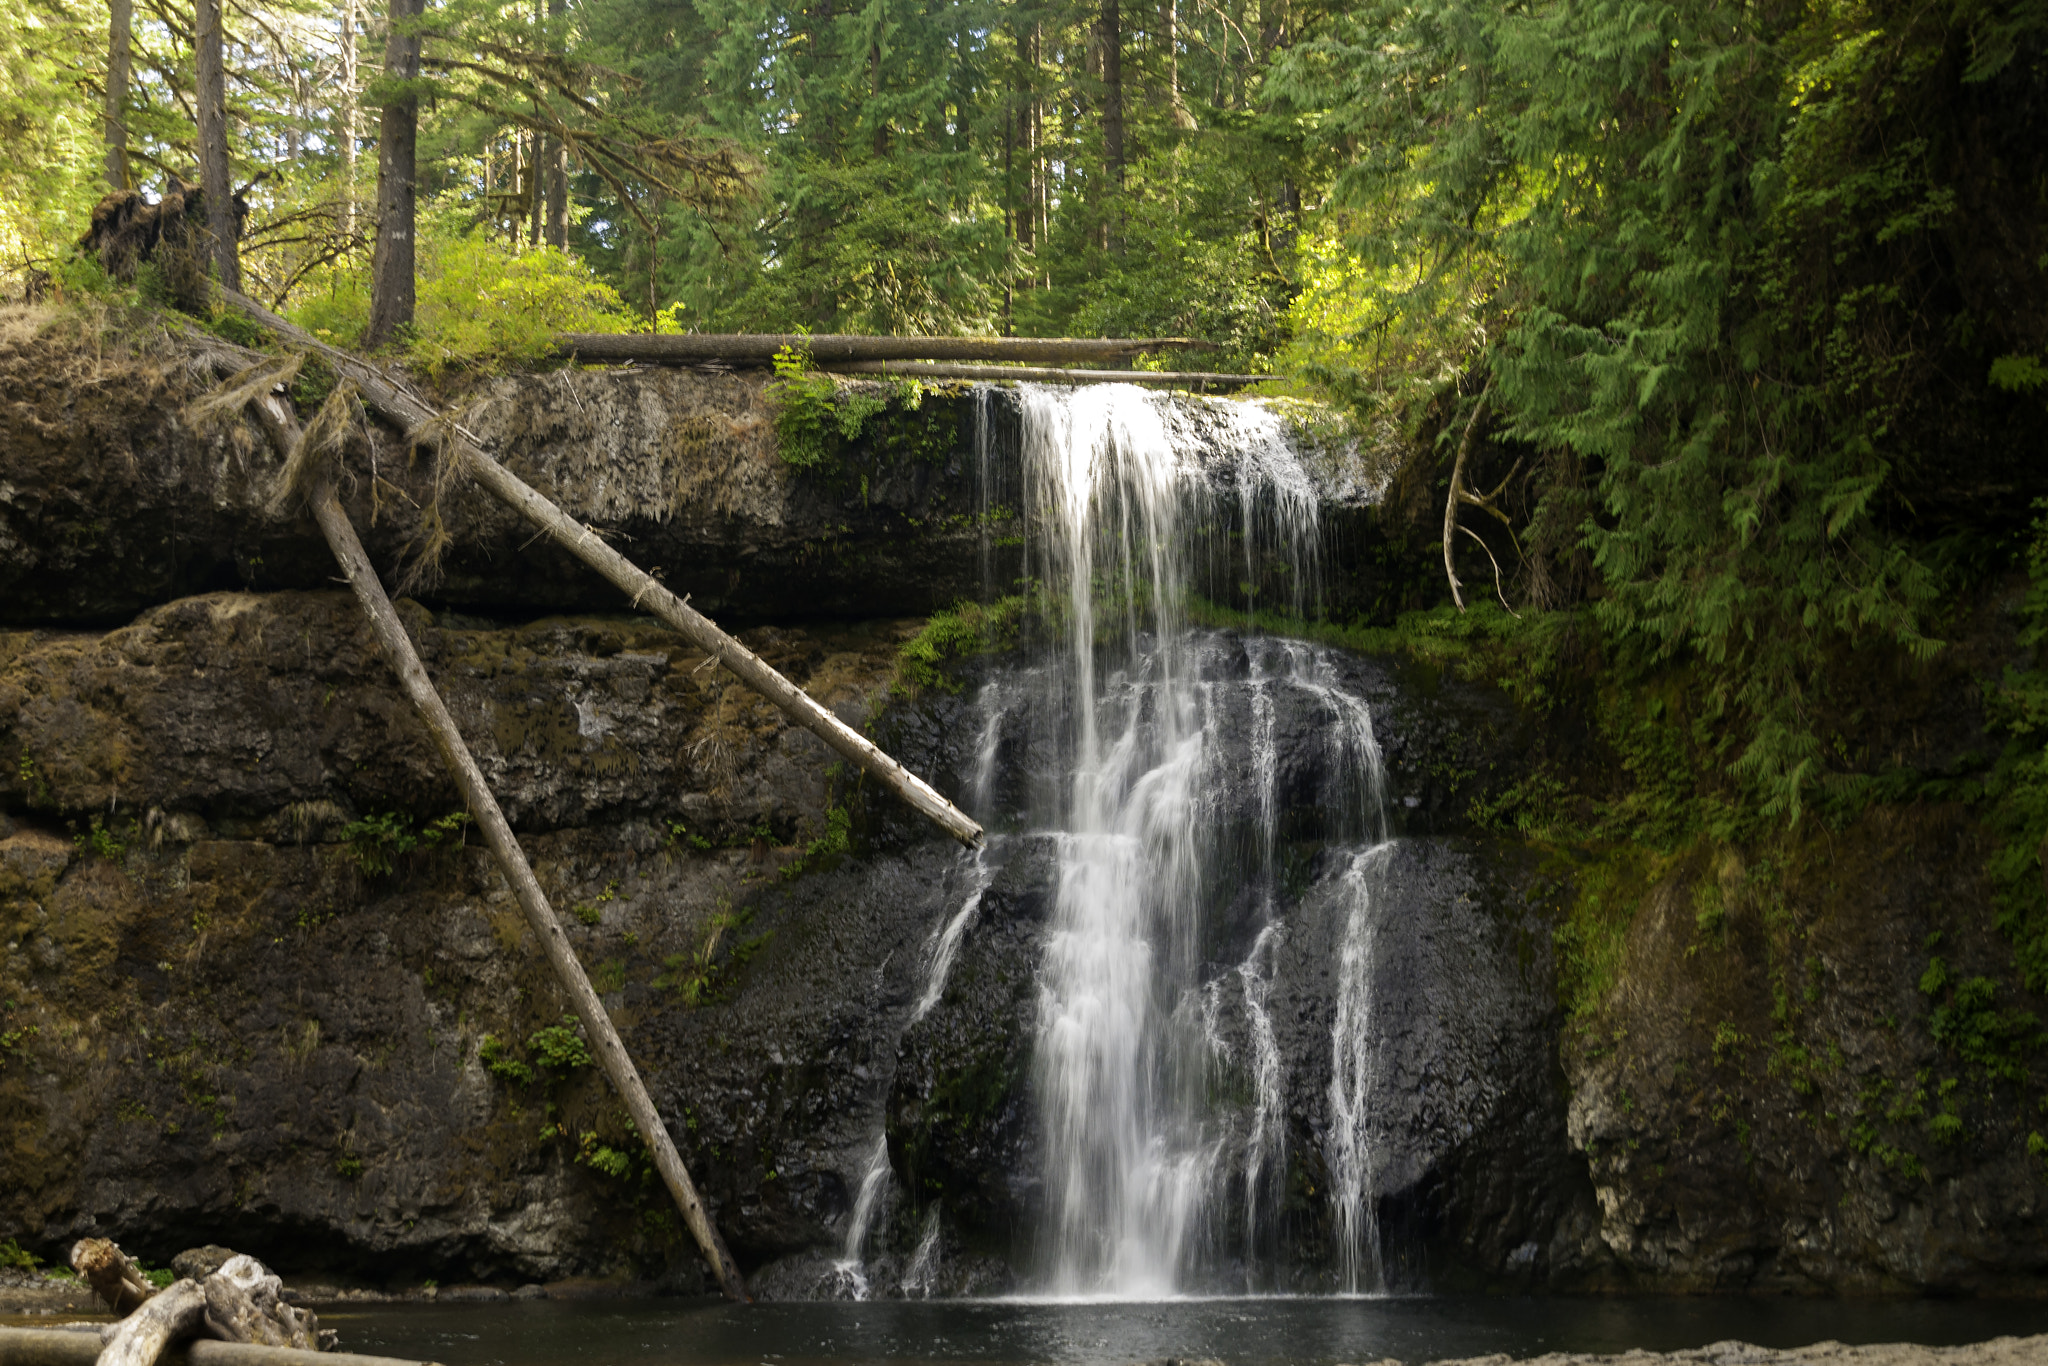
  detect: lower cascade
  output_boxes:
[910,383,1401,1297]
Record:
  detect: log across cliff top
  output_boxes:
[550,332,1218,366]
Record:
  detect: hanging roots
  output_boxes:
[269,380,368,514]
[184,352,305,435]
[390,412,479,596]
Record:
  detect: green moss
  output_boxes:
[897,596,1028,695]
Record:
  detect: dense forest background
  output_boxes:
[3,0,2048,998]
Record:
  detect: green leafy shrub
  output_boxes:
[340,810,470,876]
[576,1130,637,1180]
[780,805,852,881]
[766,337,926,472]
[898,596,1027,694]
[527,1016,594,1071]
[478,1034,533,1086]
[0,1238,37,1271]
[70,815,126,861]
[288,222,635,375]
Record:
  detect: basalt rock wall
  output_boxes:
[0,311,1381,629]
[1,314,2044,1299]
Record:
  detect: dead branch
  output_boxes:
[301,471,748,1302]
[1442,377,1494,613]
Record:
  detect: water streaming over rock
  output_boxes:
[976,383,1398,1297]
[832,1132,894,1299]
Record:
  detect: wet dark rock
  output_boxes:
[0,329,1383,629]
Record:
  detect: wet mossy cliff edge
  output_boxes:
[2,315,2044,1298]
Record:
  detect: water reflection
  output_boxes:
[327,1296,2046,1366]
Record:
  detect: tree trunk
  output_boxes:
[527,127,542,247]
[305,478,749,1301]
[549,331,1216,364]
[364,0,424,349]
[1097,0,1123,190]
[830,360,1259,388]
[103,0,132,190]
[543,0,567,247]
[195,0,239,290]
[339,0,359,236]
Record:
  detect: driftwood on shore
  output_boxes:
[32,1245,341,1366]
[218,288,984,850]
[0,1331,431,1366]
[550,330,1216,366]
[95,1282,206,1366]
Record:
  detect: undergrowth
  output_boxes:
[765,337,950,474]
[896,595,1029,694]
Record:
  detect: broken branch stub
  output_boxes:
[217,288,982,850]
[70,1239,153,1317]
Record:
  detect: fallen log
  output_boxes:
[218,288,983,850]
[825,360,1265,389]
[0,1329,431,1366]
[303,472,748,1302]
[550,331,1216,366]
[97,1281,206,1366]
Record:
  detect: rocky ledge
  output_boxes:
[0,310,1380,628]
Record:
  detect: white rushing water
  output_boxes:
[831,1132,893,1300]
[1001,383,1396,1297]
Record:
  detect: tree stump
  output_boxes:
[68,1240,153,1317]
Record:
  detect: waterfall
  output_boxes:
[915,846,993,1023]
[1327,842,1395,1293]
[831,1131,893,1299]
[1007,383,1372,1297]
[940,382,1398,1296]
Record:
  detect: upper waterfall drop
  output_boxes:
[980,381,1396,1298]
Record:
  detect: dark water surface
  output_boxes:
[326,1297,2047,1366]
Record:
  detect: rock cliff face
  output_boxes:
[1,313,2043,1298]
[0,315,1380,628]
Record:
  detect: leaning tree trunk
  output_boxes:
[364,0,424,349]
[195,0,238,290]
[304,477,748,1300]
[103,0,132,190]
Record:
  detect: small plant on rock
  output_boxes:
[528,1016,594,1071]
